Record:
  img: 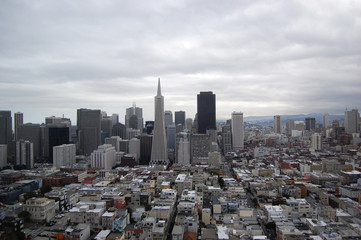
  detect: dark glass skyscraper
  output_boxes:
[197,91,216,134]
[77,108,101,156]
[175,111,185,127]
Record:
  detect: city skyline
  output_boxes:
[1,1,360,123]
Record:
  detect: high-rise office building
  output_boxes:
[139,134,152,165]
[125,104,143,131]
[167,124,176,150]
[176,132,190,165]
[0,145,7,169]
[129,138,140,161]
[150,79,168,166]
[305,117,316,131]
[111,114,119,126]
[101,117,113,137]
[112,123,126,139]
[14,112,23,141]
[16,140,34,169]
[0,111,12,149]
[105,136,121,152]
[44,124,70,161]
[185,118,192,132]
[344,109,359,134]
[273,115,282,134]
[175,111,186,128]
[77,108,101,156]
[164,111,173,127]
[197,92,216,134]
[311,133,322,151]
[285,120,295,135]
[190,134,211,165]
[323,113,330,129]
[53,144,76,168]
[231,112,244,151]
[18,123,41,160]
[145,121,154,135]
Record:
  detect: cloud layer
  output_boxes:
[1,0,360,123]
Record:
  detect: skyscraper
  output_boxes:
[231,112,244,151]
[175,111,186,128]
[0,145,7,169]
[0,111,12,147]
[305,117,316,131]
[18,123,41,160]
[164,111,173,127]
[323,113,330,129]
[16,140,34,169]
[125,104,143,131]
[197,92,216,134]
[344,109,359,134]
[77,108,101,156]
[14,112,23,141]
[150,79,168,166]
[273,115,282,134]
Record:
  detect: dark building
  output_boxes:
[139,134,152,165]
[45,125,69,162]
[0,111,12,153]
[305,117,316,131]
[197,92,216,134]
[101,117,113,138]
[77,109,101,156]
[128,115,139,129]
[175,111,186,128]
[18,123,42,160]
[112,122,126,139]
[145,121,154,135]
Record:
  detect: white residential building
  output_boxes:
[53,144,76,168]
[69,201,106,230]
[90,144,116,170]
[311,133,322,151]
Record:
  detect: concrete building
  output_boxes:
[112,122,126,139]
[311,133,322,151]
[105,136,121,152]
[65,223,91,240]
[69,201,106,231]
[274,115,282,134]
[197,91,216,134]
[323,113,330,128]
[150,79,169,166]
[176,132,190,165]
[18,123,41,160]
[345,109,359,133]
[111,113,119,125]
[14,112,23,141]
[186,118,192,132]
[167,124,176,151]
[25,197,57,222]
[231,112,244,150]
[53,144,76,168]
[90,144,116,170]
[0,144,7,169]
[0,111,12,155]
[101,116,113,138]
[125,103,143,131]
[286,119,295,135]
[191,134,211,164]
[77,108,101,156]
[16,140,34,169]
[164,110,173,127]
[129,138,140,161]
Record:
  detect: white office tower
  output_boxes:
[0,145,7,169]
[16,140,34,169]
[273,115,282,134]
[176,132,190,165]
[53,144,76,168]
[344,109,359,134]
[111,113,119,126]
[231,112,244,151]
[323,113,330,128]
[311,133,322,151]
[129,138,140,161]
[105,136,121,152]
[150,79,169,166]
[164,110,173,127]
[91,144,116,170]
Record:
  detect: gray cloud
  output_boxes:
[0,0,360,123]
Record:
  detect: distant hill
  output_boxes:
[242,113,344,123]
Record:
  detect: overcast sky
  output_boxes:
[1,0,360,124]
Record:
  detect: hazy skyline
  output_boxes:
[1,0,360,124]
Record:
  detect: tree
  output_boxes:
[40,185,52,195]
[18,210,31,221]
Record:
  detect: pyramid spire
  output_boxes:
[157,78,162,96]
